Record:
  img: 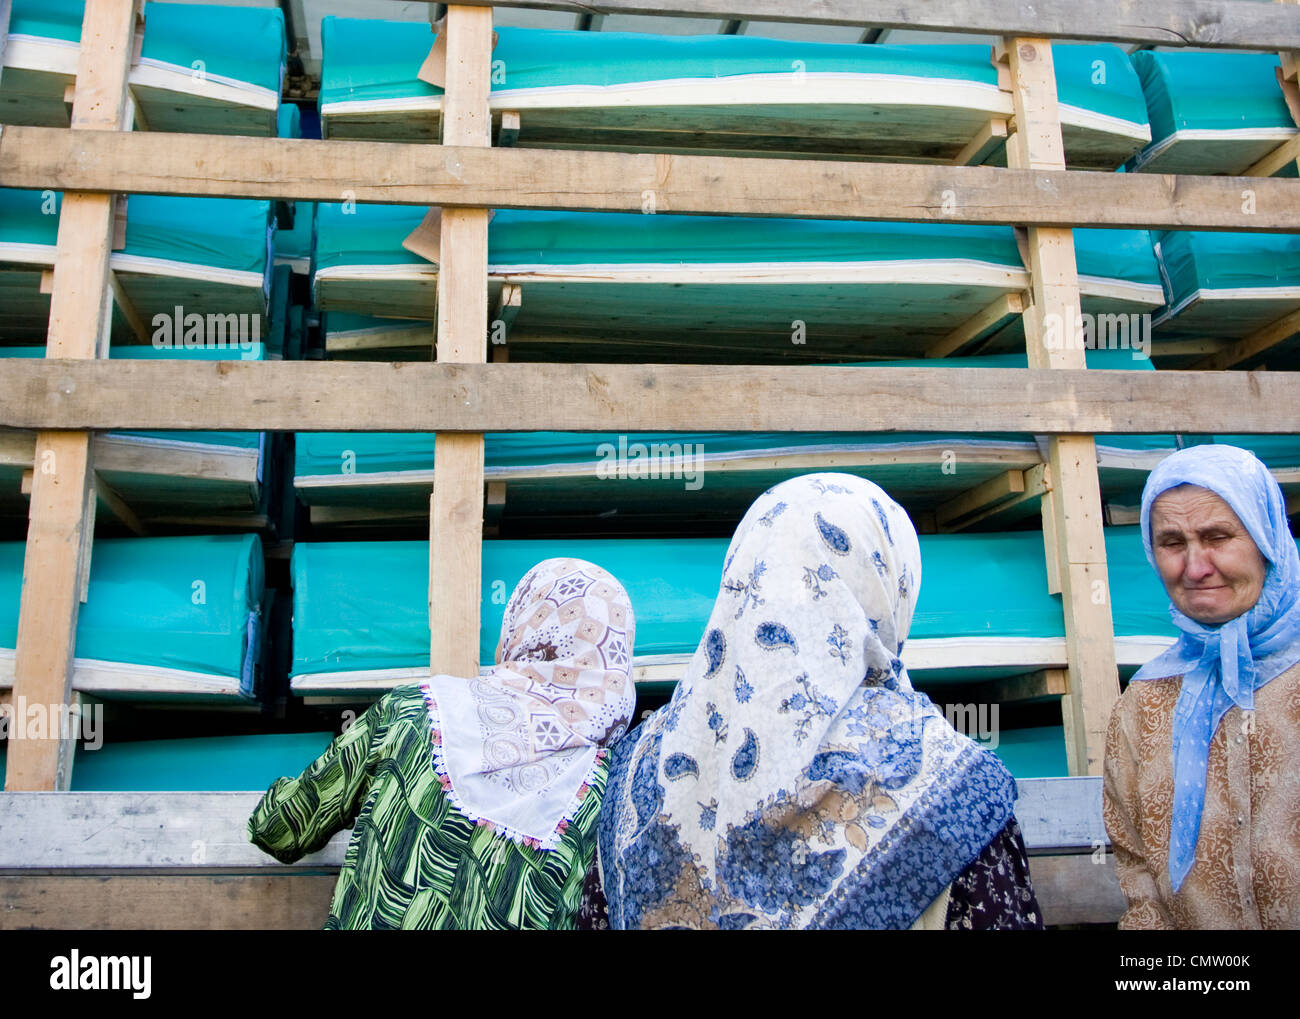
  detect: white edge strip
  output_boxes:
[317,260,1028,290]
[290,635,1176,693]
[0,647,248,698]
[3,35,275,111]
[109,253,264,290]
[323,71,1012,118]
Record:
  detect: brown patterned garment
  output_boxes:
[1103,660,1300,929]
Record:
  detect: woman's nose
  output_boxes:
[1185,543,1216,581]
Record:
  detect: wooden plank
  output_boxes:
[0,792,347,869]
[1005,37,1119,778]
[0,874,338,931]
[1027,854,1125,926]
[430,4,492,681]
[3,361,1300,433]
[1190,305,1300,371]
[951,117,1008,167]
[972,668,1069,705]
[6,0,134,793]
[380,0,1300,51]
[0,779,1094,866]
[6,126,1300,232]
[497,110,520,147]
[925,291,1024,358]
[934,468,1025,531]
[1244,134,1300,178]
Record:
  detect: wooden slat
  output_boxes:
[2,361,1299,433]
[5,127,1300,232]
[6,0,134,793]
[934,468,1025,531]
[430,5,492,681]
[382,0,1300,51]
[1244,134,1300,178]
[0,874,338,931]
[972,668,1069,705]
[1028,854,1125,926]
[1190,305,1300,371]
[926,291,1024,358]
[951,117,1008,167]
[1005,37,1119,778]
[0,780,1095,868]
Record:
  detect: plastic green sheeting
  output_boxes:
[1154,230,1300,304]
[312,202,1161,291]
[0,535,264,690]
[0,731,333,791]
[320,19,1147,129]
[10,1,285,93]
[0,345,264,451]
[290,527,1176,680]
[0,187,272,277]
[1130,51,1292,141]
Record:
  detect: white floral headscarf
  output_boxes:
[599,474,1016,928]
[421,558,636,850]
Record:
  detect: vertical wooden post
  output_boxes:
[1002,37,1120,776]
[429,5,491,679]
[5,0,135,792]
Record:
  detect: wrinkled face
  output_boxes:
[1150,485,1269,626]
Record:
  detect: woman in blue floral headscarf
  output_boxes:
[1104,444,1300,929]
[594,473,1042,929]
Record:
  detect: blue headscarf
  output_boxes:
[1132,444,1300,891]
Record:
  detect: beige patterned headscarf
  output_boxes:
[421,558,637,849]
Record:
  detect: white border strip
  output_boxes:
[0,648,248,698]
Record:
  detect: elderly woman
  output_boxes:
[596,473,1042,929]
[1104,444,1300,929]
[248,558,636,929]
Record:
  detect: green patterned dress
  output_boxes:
[248,684,608,930]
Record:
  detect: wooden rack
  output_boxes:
[2,0,1299,927]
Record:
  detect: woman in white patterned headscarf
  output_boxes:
[250,557,636,929]
[596,473,1041,929]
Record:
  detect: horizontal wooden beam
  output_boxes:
[382,0,1300,50]
[0,361,1297,433]
[3,127,1299,232]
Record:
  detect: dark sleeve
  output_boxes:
[944,817,1046,930]
[575,851,611,931]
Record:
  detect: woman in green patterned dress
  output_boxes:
[248,557,637,929]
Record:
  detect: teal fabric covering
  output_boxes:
[0,535,264,688]
[10,1,285,92]
[1203,436,1300,470]
[290,527,1179,680]
[124,195,271,276]
[1,188,272,276]
[0,345,264,450]
[313,203,1159,290]
[319,19,1146,129]
[1155,230,1300,304]
[0,731,333,791]
[988,726,1069,779]
[9,0,88,43]
[1130,51,1292,141]
[0,187,60,246]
